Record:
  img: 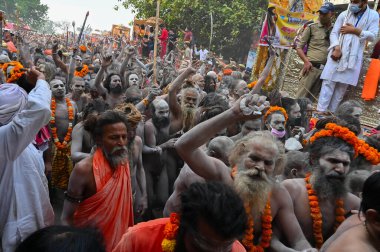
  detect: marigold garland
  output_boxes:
[79,45,87,52]
[231,166,273,251]
[242,196,272,252]
[264,106,288,122]
[2,61,25,83]
[74,64,89,78]
[305,174,345,249]
[50,97,74,149]
[161,212,180,252]
[357,139,380,165]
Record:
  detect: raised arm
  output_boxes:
[168,67,195,119]
[67,48,78,88]
[52,42,69,75]
[0,71,51,162]
[251,54,275,94]
[120,48,134,78]
[94,55,112,95]
[175,94,266,182]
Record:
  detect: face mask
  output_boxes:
[349,3,361,13]
[271,128,286,138]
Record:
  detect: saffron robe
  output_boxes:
[73,148,134,251]
[112,218,246,252]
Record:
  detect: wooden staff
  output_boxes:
[76,11,90,45]
[153,0,160,85]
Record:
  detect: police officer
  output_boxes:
[295,2,335,99]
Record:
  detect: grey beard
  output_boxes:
[234,169,273,215]
[181,106,196,132]
[103,147,128,169]
[311,165,348,200]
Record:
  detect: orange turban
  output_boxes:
[223,69,232,76]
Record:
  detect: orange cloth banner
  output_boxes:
[362,59,380,101]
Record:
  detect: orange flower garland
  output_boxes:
[305,174,345,249]
[242,196,273,252]
[264,106,288,122]
[2,61,26,83]
[231,167,273,251]
[74,64,89,78]
[162,212,180,252]
[309,123,359,156]
[79,45,87,53]
[357,139,380,165]
[50,97,74,149]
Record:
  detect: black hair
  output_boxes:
[15,226,105,252]
[360,172,380,213]
[308,136,355,164]
[176,182,247,250]
[315,116,360,136]
[198,92,229,122]
[280,97,298,115]
[204,75,216,93]
[335,100,362,118]
[91,110,128,141]
[83,100,109,131]
[103,72,124,93]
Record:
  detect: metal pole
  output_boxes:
[153,0,160,85]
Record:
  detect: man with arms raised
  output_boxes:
[0,68,54,252]
[61,110,134,251]
[175,94,314,251]
[283,122,360,249]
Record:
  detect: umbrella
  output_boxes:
[146,17,163,26]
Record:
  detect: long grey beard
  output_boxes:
[234,170,273,216]
[181,107,196,132]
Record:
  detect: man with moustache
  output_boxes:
[168,67,200,134]
[175,94,315,251]
[66,76,89,114]
[143,99,178,218]
[94,55,126,108]
[264,106,288,142]
[282,123,360,249]
[280,97,302,138]
[61,111,134,252]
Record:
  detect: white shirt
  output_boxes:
[0,80,54,252]
[321,8,379,86]
[195,48,209,61]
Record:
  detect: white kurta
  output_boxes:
[320,8,379,86]
[0,80,54,252]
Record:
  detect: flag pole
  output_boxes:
[153,0,160,86]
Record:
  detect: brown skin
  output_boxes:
[322,210,380,252]
[168,67,199,134]
[282,149,360,247]
[175,94,313,251]
[297,11,333,76]
[61,122,129,225]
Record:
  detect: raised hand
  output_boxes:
[101,54,113,68]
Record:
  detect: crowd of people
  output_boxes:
[1,0,380,251]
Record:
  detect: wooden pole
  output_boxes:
[375,0,379,12]
[152,0,160,86]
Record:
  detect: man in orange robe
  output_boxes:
[113,182,247,252]
[61,111,134,251]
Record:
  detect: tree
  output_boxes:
[117,0,267,60]
[38,19,56,34]
[0,0,48,29]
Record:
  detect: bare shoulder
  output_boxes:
[72,155,93,177]
[345,192,360,210]
[281,178,305,197]
[144,119,154,130]
[324,226,371,252]
[134,136,143,145]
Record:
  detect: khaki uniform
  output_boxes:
[296,22,332,99]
